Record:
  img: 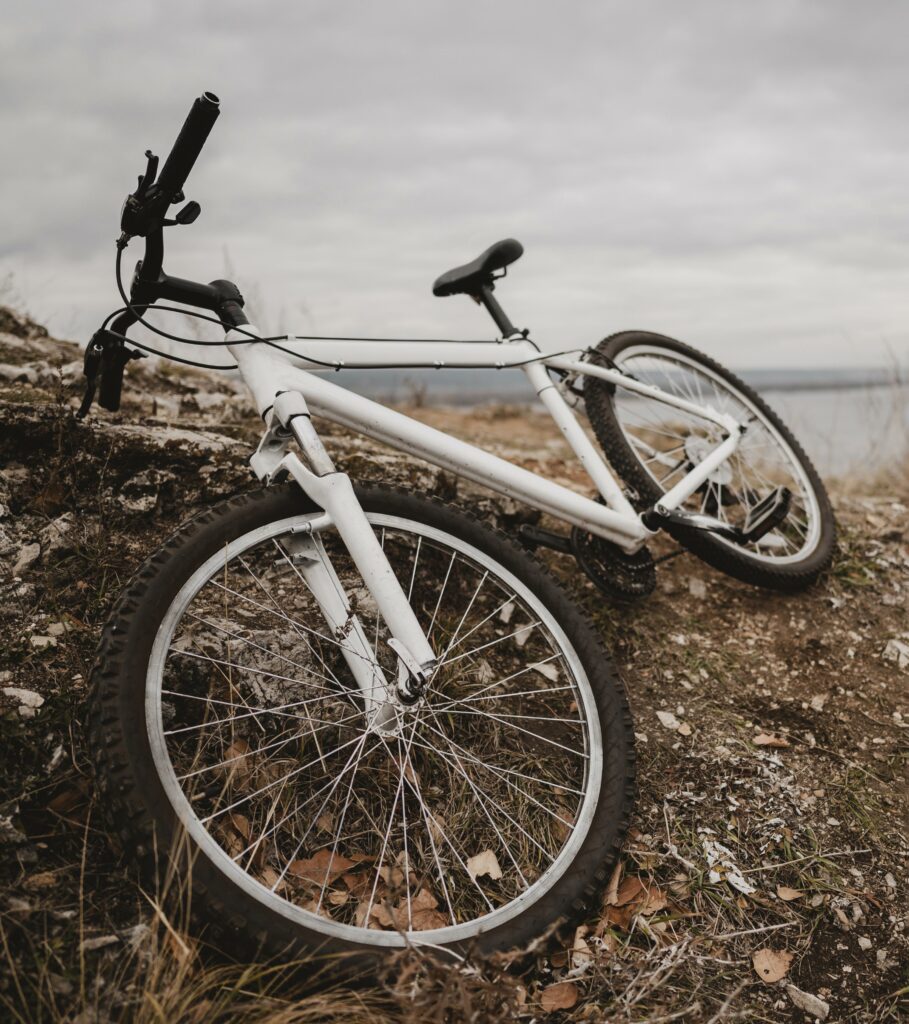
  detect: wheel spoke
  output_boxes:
[150,510,602,942]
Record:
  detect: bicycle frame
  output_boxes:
[231,328,744,547]
[218,324,745,710]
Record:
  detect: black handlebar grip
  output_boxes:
[156,92,221,201]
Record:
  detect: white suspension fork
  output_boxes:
[260,390,438,710]
[280,529,398,732]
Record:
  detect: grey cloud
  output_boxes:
[1,0,908,368]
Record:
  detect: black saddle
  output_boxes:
[432,238,524,297]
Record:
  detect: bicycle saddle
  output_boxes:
[432,238,524,297]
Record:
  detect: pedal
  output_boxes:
[642,505,741,541]
[643,486,791,547]
[740,486,791,543]
[516,524,574,555]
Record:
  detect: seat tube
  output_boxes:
[524,361,638,518]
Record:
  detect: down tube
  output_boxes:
[246,354,649,549]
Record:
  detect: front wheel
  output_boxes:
[583,331,836,591]
[88,485,634,962]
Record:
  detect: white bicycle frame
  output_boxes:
[226,326,744,712]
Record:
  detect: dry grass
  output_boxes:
[0,309,907,1022]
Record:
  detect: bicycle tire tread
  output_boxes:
[583,331,837,592]
[87,483,636,965]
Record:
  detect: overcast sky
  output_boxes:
[2,1,909,370]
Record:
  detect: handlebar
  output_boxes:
[120,91,220,240]
[78,92,241,419]
[156,91,220,201]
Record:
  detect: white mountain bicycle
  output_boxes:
[83,94,835,963]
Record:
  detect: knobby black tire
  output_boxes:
[86,484,635,966]
[584,331,837,592]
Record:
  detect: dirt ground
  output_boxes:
[0,306,906,1022]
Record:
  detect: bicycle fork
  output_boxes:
[250,390,437,732]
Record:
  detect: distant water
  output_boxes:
[327,366,907,478]
[757,384,908,478]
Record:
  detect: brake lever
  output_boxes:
[121,149,171,239]
[75,329,146,419]
[136,150,159,197]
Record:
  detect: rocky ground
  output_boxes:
[0,305,906,1023]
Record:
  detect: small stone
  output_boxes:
[28,635,57,650]
[785,984,830,1020]
[688,577,707,599]
[12,542,40,576]
[38,514,74,556]
[883,639,909,669]
[884,872,897,889]
[857,936,872,951]
[2,687,44,718]
[656,710,681,731]
[80,934,119,952]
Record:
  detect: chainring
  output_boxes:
[570,528,656,602]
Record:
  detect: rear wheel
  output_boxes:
[583,331,836,591]
[88,485,635,962]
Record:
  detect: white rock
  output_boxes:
[882,639,909,670]
[532,661,559,682]
[0,363,37,384]
[688,577,707,599]
[12,542,40,576]
[2,687,44,718]
[39,514,74,556]
[656,710,681,730]
[513,622,533,648]
[785,984,830,1019]
[29,635,57,650]
[858,936,872,951]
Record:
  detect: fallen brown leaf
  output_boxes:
[24,871,57,891]
[752,947,794,984]
[753,732,790,748]
[288,849,356,886]
[571,925,593,968]
[400,888,433,913]
[776,885,803,902]
[541,981,579,1012]
[603,860,622,905]
[637,884,669,916]
[229,812,251,840]
[612,875,646,907]
[411,908,448,930]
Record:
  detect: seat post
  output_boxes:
[476,282,519,338]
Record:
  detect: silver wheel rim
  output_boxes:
[146,511,603,948]
[604,345,823,565]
